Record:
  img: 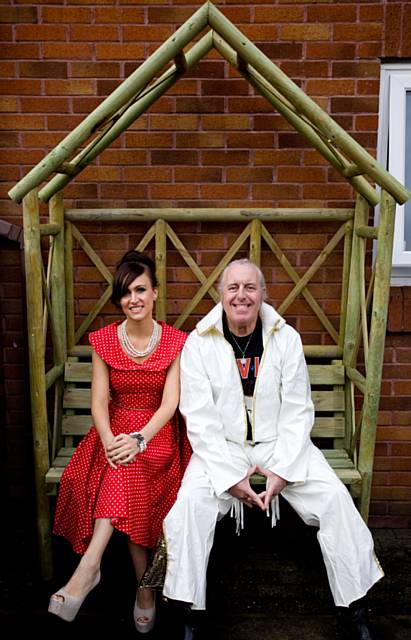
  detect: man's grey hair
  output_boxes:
[218,258,267,296]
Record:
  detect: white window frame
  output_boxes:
[377,63,411,285]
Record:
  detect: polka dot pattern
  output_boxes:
[53,321,190,554]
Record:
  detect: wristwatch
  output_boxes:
[129,432,147,452]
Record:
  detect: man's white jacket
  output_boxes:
[179,301,315,498]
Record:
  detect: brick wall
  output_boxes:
[0,1,410,527]
[0,229,36,567]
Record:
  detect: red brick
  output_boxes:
[148,115,195,131]
[227,132,275,149]
[201,150,250,165]
[99,150,147,165]
[252,184,300,199]
[201,79,249,97]
[281,24,331,41]
[70,25,119,42]
[174,168,222,183]
[388,288,404,332]
[0,97,17,112]
[147,7,198,23]
[277,167,326,183]
[95,43,144,61]
[307,5,356,22]
[226,167,273,183]
[45,79,95,96]
[42,7,92,23]
[43,43,92,59]
[71,62,120,79]
[123,167,172,182]
[16,24,65,40]
[0,6,37,22]
[255,6,304,22]
[1,114,44,130]
[259,43,303,60]
[123,25,172,42]
[176,132,225,148]
[176,97,225,114]
[95,7,144,23]
[200,184,249,199]
[306,78,355,96]
[255,150,301,166]
[401,3,411,57]
[280,61,329,79]
[126,132,173,148]
[334,23,383,42]
[306,43,356,60]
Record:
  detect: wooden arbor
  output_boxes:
[9,2,410,578]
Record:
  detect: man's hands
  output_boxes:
[104,433,140,468]
[228,464,287,511]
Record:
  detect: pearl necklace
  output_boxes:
[229,329,254,365]
[119,319,160,359]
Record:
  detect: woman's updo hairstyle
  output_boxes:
[111,250,158,308]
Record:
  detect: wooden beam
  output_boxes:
[358,191,396,521]
[22,189,52,579]
[8,2,210,203]
[64,208,354,222]
[155,219,167,321]
[39,31,214,202]
[208,3,410,204]
[343,194,368,369]
[212,32,380,206]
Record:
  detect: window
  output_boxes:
[377,64,411,284]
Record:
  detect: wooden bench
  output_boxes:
[46,350,361,496]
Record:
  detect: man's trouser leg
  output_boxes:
[163,455,232,610]
[281,446,384,607]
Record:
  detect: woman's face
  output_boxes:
[120,272,158,323]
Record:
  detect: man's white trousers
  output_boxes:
[162,442,383,610]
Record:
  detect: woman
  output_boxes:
[48,250,190,633]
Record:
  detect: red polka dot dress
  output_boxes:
[53,321,191,555]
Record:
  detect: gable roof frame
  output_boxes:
[8,1,410,207]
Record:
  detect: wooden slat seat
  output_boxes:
[46,357,361,494]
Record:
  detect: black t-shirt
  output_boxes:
[223,313,264,439]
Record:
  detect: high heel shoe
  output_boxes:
[134,591,156,634]
[48,570,101,622]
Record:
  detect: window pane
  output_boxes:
[405,91,411,249]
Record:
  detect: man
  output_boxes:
[162,259,383,639]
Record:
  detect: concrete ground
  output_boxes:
[1,501,410,638]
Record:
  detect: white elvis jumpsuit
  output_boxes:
[162,302,383,610]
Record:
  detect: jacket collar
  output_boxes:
[196,301,286,337]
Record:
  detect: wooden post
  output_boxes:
[49,192,67,363]
[155,219,167,321]
[22,189,52,579]
[339,219,353,349]
[65,221,75,352]
[343,194,368,369]
[358,191,396,520]
[49,192,66,459]
[249,218,262,266]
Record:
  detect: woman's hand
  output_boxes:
[106,433,140,467]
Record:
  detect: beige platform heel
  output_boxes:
[133,590,156,634]
[48,570,101,622]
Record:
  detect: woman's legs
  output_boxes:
[52,517,114,601]
[128,540,155,609]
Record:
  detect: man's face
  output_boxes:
[221,263,264,335]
